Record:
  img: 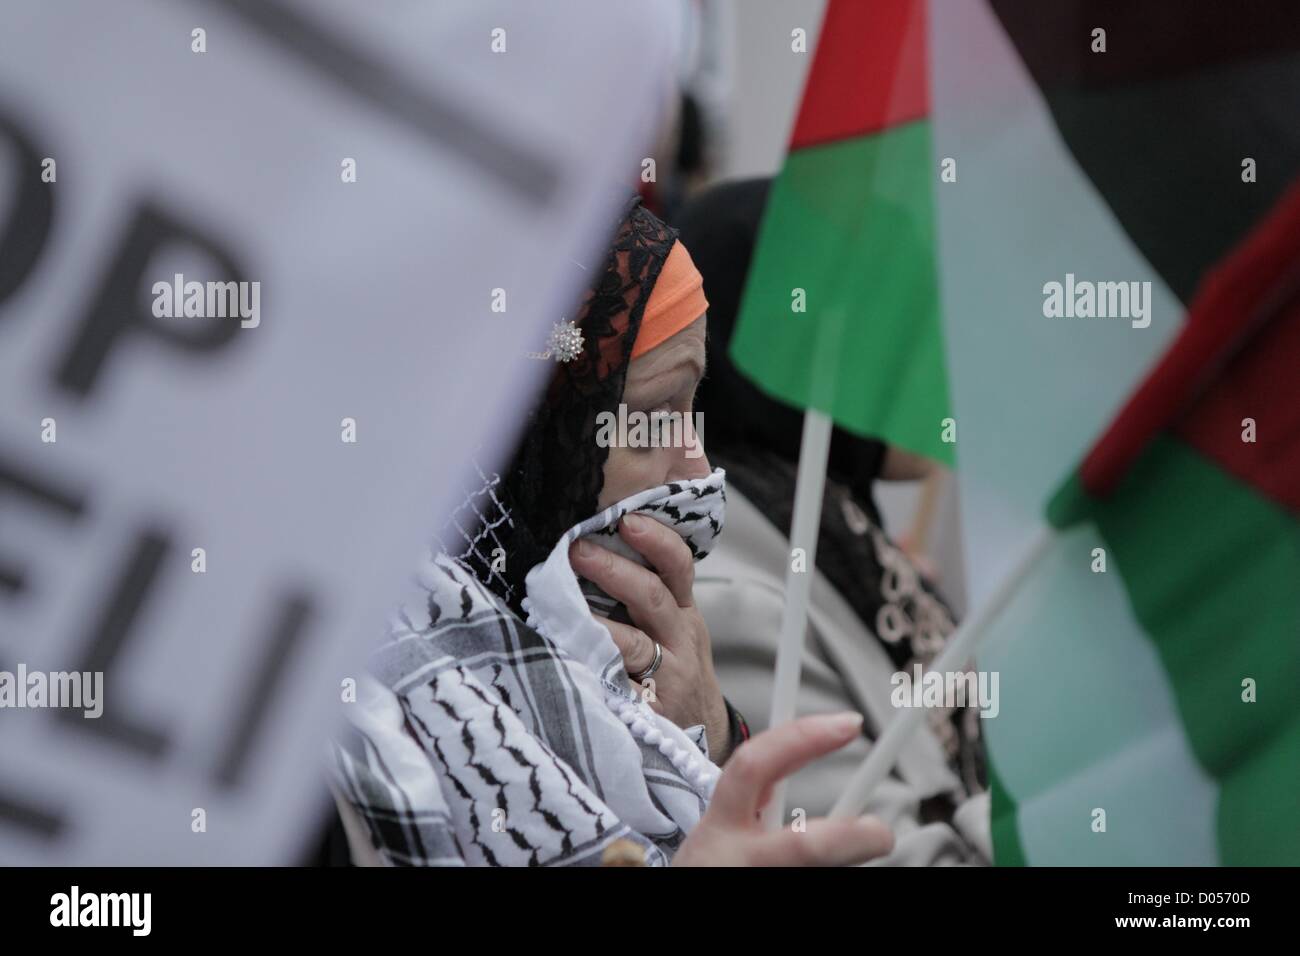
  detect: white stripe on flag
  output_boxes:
[978,525,1218,865]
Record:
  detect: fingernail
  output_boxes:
[859,818,894,853]
[825,712,864,735]
[621,514,645,535]
[573,538,593,558]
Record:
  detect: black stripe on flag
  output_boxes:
[991,0,1300,303]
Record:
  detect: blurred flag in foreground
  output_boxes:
[986,182,1300,866]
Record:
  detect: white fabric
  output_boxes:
[522,468,729,796]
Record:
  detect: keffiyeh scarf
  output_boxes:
[330,469,727,866]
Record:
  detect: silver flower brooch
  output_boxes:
[526,319,584,363]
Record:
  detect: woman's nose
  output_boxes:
[668,416,710,481]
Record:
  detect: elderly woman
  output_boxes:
[328,199,892,866]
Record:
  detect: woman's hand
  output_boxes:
[570,513,732,761]
[673,712,894,866]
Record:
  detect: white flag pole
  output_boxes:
[829,524,1056,819]
[761,407,834,831]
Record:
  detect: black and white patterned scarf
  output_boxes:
[329,469,727,866]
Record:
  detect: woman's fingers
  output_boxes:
[569,538,680,641]
[598,617,659,678]
[708,712,865,825]
[617,513,695,606]
[747,816,894,867]
[675,714,890,867]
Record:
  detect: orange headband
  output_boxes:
[631,239,709,359]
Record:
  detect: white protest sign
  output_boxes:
[0,0,675,863]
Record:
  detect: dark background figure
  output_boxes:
[675,178,987,812]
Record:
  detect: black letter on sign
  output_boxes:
[0,452,85,597]
[0,781,66,843]
[214,591,314,788]
[0,110,55,309]
[58,527,172,758]
[54,202,247,398]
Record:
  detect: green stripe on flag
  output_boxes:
[1082,436,1300,865]
[730,121,953,464]
[987,752,1027,867]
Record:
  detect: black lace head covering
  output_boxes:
[440,198,679,611]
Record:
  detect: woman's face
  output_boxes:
[597,314,710,509]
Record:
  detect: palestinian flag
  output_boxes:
[730,0,953,464]
[965,0,1300,866]
[730,0,1300,864]
[988,180,1300,866]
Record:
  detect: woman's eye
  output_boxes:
[627,408,672,453]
